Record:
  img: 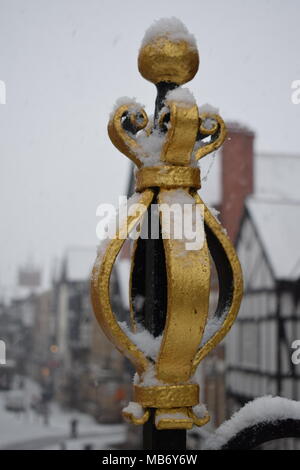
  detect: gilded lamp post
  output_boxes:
[91,18,243,448]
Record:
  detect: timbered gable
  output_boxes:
[237,213,275,293]
[226,197,300,409]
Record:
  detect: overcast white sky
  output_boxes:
[0,0,300,298]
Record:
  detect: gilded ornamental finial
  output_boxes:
[91,17,243,431]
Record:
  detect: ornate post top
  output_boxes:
[108,18,226,184]
[91,17,243,432]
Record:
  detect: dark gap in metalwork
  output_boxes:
[205,223,234,319]
[154,82,177,123]
[131,193,168,337]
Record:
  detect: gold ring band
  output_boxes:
[135,166,201,192]
[134,384,199,408]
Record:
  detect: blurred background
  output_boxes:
[0,0,300,450]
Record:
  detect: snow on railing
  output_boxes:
[204,396,300,450]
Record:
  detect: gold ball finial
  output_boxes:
[138,18,199,85]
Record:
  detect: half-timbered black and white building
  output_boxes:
[227,196,300,408]
[223,148,300,436]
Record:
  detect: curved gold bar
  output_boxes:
[191,193,243,372]
[122,408,150,426]
[91,189,155,376]
[195,113,227,161]
[108,104,148,168]
[161,102,199,166]
[155,408,194,430]
[188,408,210,427]
[155,188,210,383]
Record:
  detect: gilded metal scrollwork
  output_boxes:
[91,24,243,430]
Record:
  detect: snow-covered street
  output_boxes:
[0,378,125,450]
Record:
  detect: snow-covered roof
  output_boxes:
[64,247,96,282]
[246,198,300,281]
[198,149,221,205]
[200,151,300,206]
[256,153,300,202]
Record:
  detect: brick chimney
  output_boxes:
[220,124,255,243]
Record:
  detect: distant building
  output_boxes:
[30,290,55,385]
[0,302,17,389]
[53,246,130,422]
[219,138,300,449]
[227,197,300,405]
[193,127,300,436]
[0,245,132,422]
[18,265,41,290]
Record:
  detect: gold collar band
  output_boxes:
[135,165,201,192]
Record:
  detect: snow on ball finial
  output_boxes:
[138,17,199,85]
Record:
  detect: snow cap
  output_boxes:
[138,17,199,85]
[141,17,197,49]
